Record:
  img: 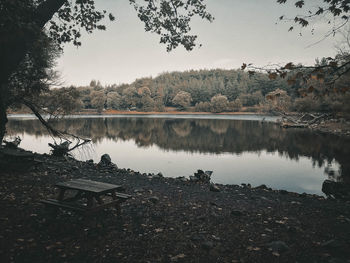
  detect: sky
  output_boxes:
[56,0,342,86]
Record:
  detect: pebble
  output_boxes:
[267,241,289,253]
[149,196,159,204]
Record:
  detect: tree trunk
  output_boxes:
[0,96,8,145]
[0,0,66,100]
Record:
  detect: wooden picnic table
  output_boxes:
[41,179,131,215]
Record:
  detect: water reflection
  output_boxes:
[6,116,350,193]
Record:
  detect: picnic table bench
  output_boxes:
[41,179,131,215]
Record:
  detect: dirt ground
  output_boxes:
[0,150,349,263]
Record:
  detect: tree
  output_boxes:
[210,94,228,113]
[172,91,192,110]
[195,101,211,112]
[238,91,263,107]
[1,33,60,141]
[40,86,83,115]
[242,0,350,99]
[122,87,138,109]
[228,99,243,112]
[106,92,122,110]
[277,0,350,36]
[266,89,292,112]
[0,0,213,143]
[91,90,106,113]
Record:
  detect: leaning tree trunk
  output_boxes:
[0,95,8,144]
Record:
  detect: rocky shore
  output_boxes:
[0,149,350,263]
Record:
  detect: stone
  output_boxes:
[321,239,343,249]
[322,180,350,200]
[170,254,186,262]
[192,169,212,183]
[231,210,244,216]
[267,241,289,253]
[201,241,214,250]
[189,176,199,182]
[210,184,220,192]
[176,176,188,182]
[149,196,159,204]
[151,173,163,179]
[255,184,268,190]
[328,258,346,263]
[100,154,111,164]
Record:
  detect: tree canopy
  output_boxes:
[0,0,213,143]
[241,0,350,98]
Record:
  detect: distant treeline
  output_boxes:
[18,68,350,114]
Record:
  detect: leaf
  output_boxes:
[295,1,305,8]
[280,72,287,78]
[287,79,296,85]
[316,8,324,15]
[248,71,255,76]
[284,62,294,70]
[268,73,278,80]
[109,13,115,21]
[329,61,338,68]
[295,72,303,79]
[341,87,350,93]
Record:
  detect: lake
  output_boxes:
[6,114,350,195]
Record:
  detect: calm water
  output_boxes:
[6,115,350,195]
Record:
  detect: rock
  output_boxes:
[151,172,163,179]
[189,176,199,182]
[322,180,350,200]
[279,190,288,195]
[191,170,212,183]
[100,154,111,164]
[98,154,118,168]
[191,234,203,241]
[149,196,159,204]
[86,159,94,164]
[267,241,289,253]
[255,184,267,190]
[328,258,346,263]
[176,176,188,182]
[321,239,343,249]
[231,210,244,216]
[201,241,214,250]
[3,137,21,149]
[210,184,220,192]
[170,254,186,262]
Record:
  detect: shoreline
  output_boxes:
[0,149,349,262]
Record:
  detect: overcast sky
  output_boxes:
[56,0,341,86]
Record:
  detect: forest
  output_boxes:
[16,66,350,116]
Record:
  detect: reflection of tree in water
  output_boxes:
[7,117,350,181]
[209,120,229,134]
[171,121,192,137]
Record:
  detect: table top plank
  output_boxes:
[55,179,122,194]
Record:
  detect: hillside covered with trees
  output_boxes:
[22,67,349,115]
